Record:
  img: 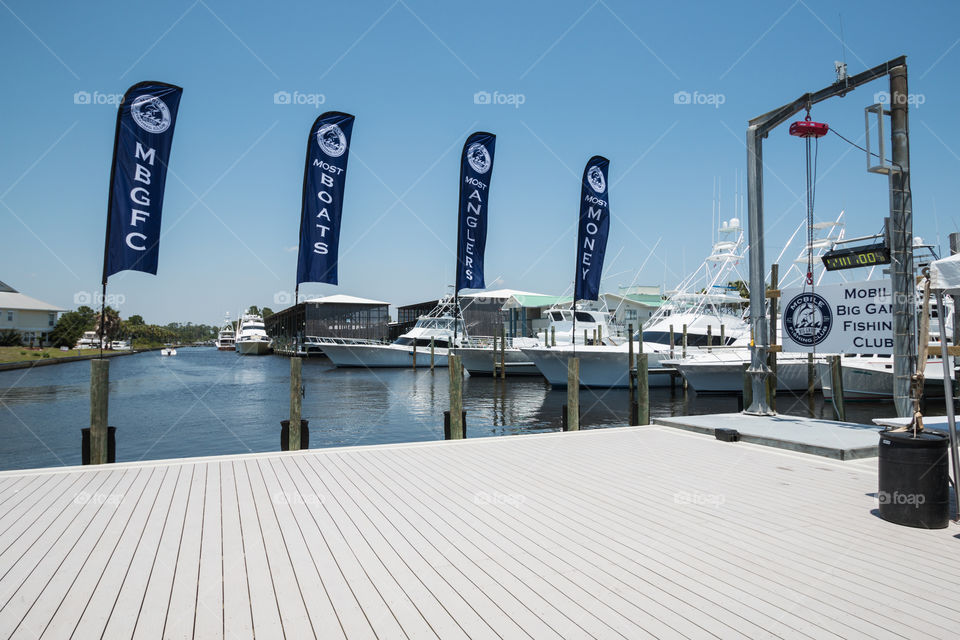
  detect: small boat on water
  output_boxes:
[321,297,464,368]
[161,347,177,356]
[235,313,272,355]
[216,313,236,351]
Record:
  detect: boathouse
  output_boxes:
[265,294,390,347]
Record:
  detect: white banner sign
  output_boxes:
[780,279,893,354]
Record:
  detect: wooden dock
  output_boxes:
[0,425,958,638]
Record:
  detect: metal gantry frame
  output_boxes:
[744,55,912,416]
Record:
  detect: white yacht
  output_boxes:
[455,305,623,376]
[521,216,752,388]
[321,298,465,368]
[235,313,272,355]
[216,314,236,351]
[75,331,103,350]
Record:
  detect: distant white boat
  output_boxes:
[161,347,177,356]
[216,313,236,351]
[235,313,272,355]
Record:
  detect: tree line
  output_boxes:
[48,306,219,348]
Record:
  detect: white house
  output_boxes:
[0,280,64,346]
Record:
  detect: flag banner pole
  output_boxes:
[296,111,355,288]
[454,131,496,341]
[573,156,610,356]
[101,80,183,355]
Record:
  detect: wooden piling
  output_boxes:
[807,352,816,417]
[638,322,644,354]
[637,353,649,426]
[707,325,713,353]
[682,324,688,358]
[448,355,464,439]
[289,357,302,451]
[565,358,579,431]
[628,324,636,423]
[550,326,556,347]
[583,329,588,346]
[767,264,779,412]
[669,324,674,359]
[430,337,435,371]
[499,326,506,380]
[720,324,725,346]
[598,324,603,345]
[89,359,109,465]
[829,355,846,422]
[412,340,417,370]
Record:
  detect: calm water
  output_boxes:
[0,347,914,471]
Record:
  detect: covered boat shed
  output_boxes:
[265,294,390,348]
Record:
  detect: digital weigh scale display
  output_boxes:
[820,243,891,271]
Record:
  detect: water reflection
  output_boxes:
[0,348,908,471]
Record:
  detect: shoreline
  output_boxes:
[0,346,185,372]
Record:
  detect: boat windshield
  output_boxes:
[244,324,265,331]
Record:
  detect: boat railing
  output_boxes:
[305,336,391,346]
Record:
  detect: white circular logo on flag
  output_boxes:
[466,142,491,174]
[130,95,172,134]
[587,165,606,193]
[316,123,347,157]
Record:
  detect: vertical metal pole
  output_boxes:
[767,263,779,412]
[889,64,914,417]
[565,358,579,431]
[89,359,109,465]
[807,352,816,417]
[289,357,302,451]
[949,232,960,400]
[935,291,960,521]
[628,324,635,424]
[448,355,463,439]
[830,355,846,422]
[746,124,772,414]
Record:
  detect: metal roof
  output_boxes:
[0,291,64,312]
[303,294,389,306]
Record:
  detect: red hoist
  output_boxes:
[790,111,829,285]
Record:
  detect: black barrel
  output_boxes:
[877,430,950,529]
[280,420,309,451]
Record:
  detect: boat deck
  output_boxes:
[0,425,957,638]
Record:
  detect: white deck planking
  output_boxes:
[0,426,958,639]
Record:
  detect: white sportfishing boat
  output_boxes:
[666,213,848,393]
[321,297,466,368]
[521,215,752,388]
[235,313,272,355]
[216,313,236,351]
[455,305,623,376]
[160,346,177,356]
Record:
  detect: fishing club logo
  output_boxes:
[466,142,491,174]
[783,292,832,347]
[587,165,606,193]
[316,123,347,157]
[130,95,171,134]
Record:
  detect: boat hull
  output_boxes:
[673,357,818,393]
[521,346,676,388]
[236,341,272,355]
[455,346,540,376]
[323,343,450,368]
[816,360,948,400]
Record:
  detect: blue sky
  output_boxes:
[1,0,958,324]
